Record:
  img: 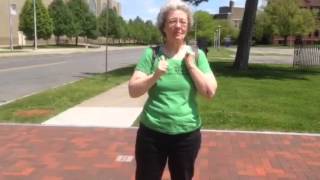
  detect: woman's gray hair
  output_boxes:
[157,0,194,37]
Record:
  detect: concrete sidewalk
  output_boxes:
[42,81,148,128]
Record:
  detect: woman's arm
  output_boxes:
[184,54,218,99]
[128,59,168,98]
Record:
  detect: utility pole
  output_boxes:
[105,0,109,73]
[8,0,14,51]
[214,29,219,49]
[194,16,197,41]
[218,25,221,49]
[193,6,197,42]
[213,31,216,49]
[33,0,38,50]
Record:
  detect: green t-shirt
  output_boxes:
[135,46,213,135]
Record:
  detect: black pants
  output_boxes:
[135,124,201,180]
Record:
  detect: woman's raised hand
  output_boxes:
[154,55,168,78]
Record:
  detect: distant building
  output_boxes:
[0,0,121,46]
[213,0,245,29]
[89,0,121,16]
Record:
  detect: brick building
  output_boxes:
[213,0,245,29]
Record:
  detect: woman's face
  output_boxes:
[163,10,188,42]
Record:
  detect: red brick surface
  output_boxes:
[0,125,319,180]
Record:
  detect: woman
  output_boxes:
[128,0,217,179]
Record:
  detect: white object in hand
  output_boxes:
[160,55,166,61]
[186,47,195,56]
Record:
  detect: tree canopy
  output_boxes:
[20,0,162,45]
[19,0,53,40]
[48,0,75,42]
[182,0,208,6]
[263,0,316,45]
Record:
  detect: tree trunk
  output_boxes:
[233,0,259,71]
[76,36,79,46]
[284,36,288,46]
[56,36,60,45]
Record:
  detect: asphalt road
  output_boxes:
[0,48,144,105]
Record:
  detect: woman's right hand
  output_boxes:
[154,56,168,78]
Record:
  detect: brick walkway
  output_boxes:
[0,124,319,180]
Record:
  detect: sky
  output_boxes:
[119,0,264,23]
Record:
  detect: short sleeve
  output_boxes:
[135,48,154,75]
[197,49,213,74]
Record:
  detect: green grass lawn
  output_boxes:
[207,47,235,59]
[0,67,134,123]
[199,52,320,133]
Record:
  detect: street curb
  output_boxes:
[0,46,147,58]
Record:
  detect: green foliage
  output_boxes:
[146,21,162,44]
[264,0,316,44]
[254,11,272,44]
[182,0,208,6]
[130,17,146,43]
[48,0,75,40]
[215,19,239,42]
[98,8,117,37]
[113,16,127,39]
[98,8,160,44]
[19,0,161,45]
[67,0,89,37]
[192,11,215,42]
[189,11,238,44]
[19,0,33,40]
[19,0,53,40]
[108,9,124,39]
[84,12,99,39]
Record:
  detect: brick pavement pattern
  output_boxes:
[0,125,319,180]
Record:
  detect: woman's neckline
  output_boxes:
[160,44,189,60]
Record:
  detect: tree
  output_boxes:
[264,0,316,45]
[254,11,272,44]
[233,0,258,70]
[48,0,75,44]
[126,19,137,43]
[183,0,259,71]
[215,20,239,43]
[191,11,215,43]
[113,16,127,42]
[67,0,91,45]
[183,0,207,6]
[131,17,147,44]
[145,21,162,44]
[19,0,53,41]
[98,8,118,43]
[19,0,34,40]
[83,12,98,40]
